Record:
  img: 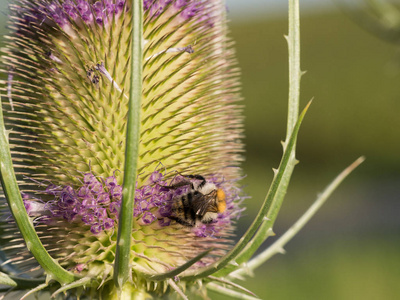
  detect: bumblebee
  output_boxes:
[166,174,226,227]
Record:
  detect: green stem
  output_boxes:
[286,0,301,139]
[114,0,143,288]
[238,0,302,261]
[0,103,75,284]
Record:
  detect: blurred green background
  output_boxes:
[1,1,400,299]
[209,2,400,300]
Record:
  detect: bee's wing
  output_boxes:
[192,193,218,216]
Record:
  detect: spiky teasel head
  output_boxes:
[0,0,243,298]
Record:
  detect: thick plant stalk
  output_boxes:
[114,0,143,289]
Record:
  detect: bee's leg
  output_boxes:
[184,175,207,188]
[170,172,197,189]
[158,179,192,189]
[159,185,176,190]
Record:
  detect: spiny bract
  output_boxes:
[0,0,244,298]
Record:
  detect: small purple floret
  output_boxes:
[97,192,110,205]
[90,223,102,234]
[159,204,172,217]
[142,212,156,224]
[75,263,85,272]
[24,200,46,217]
[82,214,94,225]
[103,218,114,230]
[109,202,120,215]
[106,176,118,188]
[149,171,163,183]
[158,218,171,227]
[193,225,208,237]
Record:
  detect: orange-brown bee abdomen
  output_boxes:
[216,189,226,213]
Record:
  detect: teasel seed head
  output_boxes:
[0,0,244,297]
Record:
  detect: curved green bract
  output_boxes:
[211,0,302,277]
[217,0,303,273]
[52,277,94,298]
[181,101,311,281]
[0,272,45,289]
[231,157,365,276]
[0,272,17,287]
[181,0,304,280]
[145,249,212,281]
[0,99,76,284]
